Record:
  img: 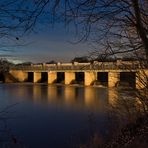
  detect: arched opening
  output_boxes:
[120,72,136,88]
[97,72,108,86]
[57,72,65,83]
[0,72,4,82]
[28,72,33,82]
[75,72,84,84]
[41,72,48,83]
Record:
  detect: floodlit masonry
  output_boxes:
[7,60,148,89]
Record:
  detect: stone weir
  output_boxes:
[7,60,148,89]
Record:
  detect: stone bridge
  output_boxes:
[8,60,148,89]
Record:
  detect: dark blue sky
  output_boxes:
[3,24,91,63]
[7,26,90,62]
[0,0,91,63]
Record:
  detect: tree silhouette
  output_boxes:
[0,0,147,60]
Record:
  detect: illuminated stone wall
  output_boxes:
[108,72,120,87]
[48,72,57,84]
[65,72,75,84]
[9,70,28,82]
[33,72,41,83]
[84,72,97,86]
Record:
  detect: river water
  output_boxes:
[0,84,137,148]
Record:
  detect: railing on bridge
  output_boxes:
[10,61,143,71]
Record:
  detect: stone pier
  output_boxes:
[84,72,97,86]
[48,72,57,84]
[9,70,28,82]
[108,72,120,87]
[33,72,41,83]
[65,72,75,84]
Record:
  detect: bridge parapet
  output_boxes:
[10,61,142,71]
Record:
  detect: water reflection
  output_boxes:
[84,87,99,108]
[64,86,76,105]
[1,84,139,113]
[33,85,42,101]
[3,84,130,112]
[108,88,118,107]
[0,84,139,148]
[47,85,58,103]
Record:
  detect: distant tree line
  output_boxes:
[71,56,144,63]
[0,59,14,82]
[0,59,14,73]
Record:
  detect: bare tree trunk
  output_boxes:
[132,0,148,60]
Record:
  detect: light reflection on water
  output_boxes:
[0,84,137,148]
[2,84,119,112]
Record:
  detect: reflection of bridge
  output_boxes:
[8,60,148,89]
[7,85,120,111]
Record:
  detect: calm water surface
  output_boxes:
[0,84,136,148]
